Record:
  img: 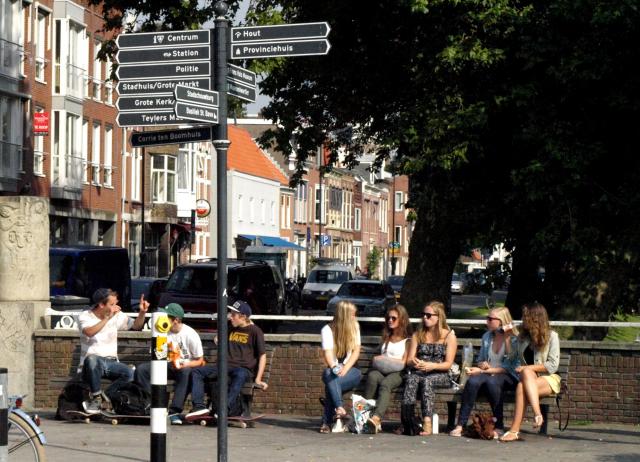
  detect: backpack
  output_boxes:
[56,380,91,421]
[105,381,151,416]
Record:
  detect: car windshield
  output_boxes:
[166,267,217,295]
[131,279,153,299]
[387,276,404,286]
[452,274,461,281]
[337,283,385,298]
[308,270,350,284]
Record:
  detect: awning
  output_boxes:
[239,234,305,251]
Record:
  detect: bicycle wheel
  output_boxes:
[8,412,47,462]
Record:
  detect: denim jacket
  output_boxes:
[477,330,521,380]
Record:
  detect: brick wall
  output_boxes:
[34,331,640,425]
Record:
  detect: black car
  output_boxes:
[385,275,405,299]
[158,259,285,331]
[326,280,397,316]
[131,276,167,311]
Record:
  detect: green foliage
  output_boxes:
[603,313,640,343]
[366,247,382,279]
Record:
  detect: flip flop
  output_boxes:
[533,414,544,430]
[319,424,330,434]
[499,431,521,442]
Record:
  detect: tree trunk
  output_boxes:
[505,242,541,320]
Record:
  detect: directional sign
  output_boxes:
[116,78,210,96]
[231,22,330,43]
[174,85,219,108]
[130,127,212,148]
[117,45,210,65]
[117,111,199,127]
[117,95,176,112]
[227,80,257,103]
[230,40,330,60]
[175,102,218,124]
[116,62,210,81]
[116,30,210,49]
[227,63,256,87]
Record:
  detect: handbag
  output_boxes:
[556,379,570,431]
[371,356,405,375]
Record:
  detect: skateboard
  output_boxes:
[100,410,151,425]
[65,410,103,424]
[185,413,265,428]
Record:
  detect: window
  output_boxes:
[0,0,21,79]
[314,185,325,223]
[271,201,275,225]
[103,125,112,186]
[91,122,100,184]
[394,191,403,211]
[237,194,243,221]
[0,95,22,178]
[177,145,190,191]
[131,148,141,201]
[354,207,361,231]
[81,119,88,182]
[394,226,402,245]
[35,9,49,81]
[379,199,388,230]
[92,40,102,100]
[151,155,176,203]
[294,181,308,223]
[260,199,265,224]
[33,107,45,175]
[104,57,114,104]
[249,197,254,223]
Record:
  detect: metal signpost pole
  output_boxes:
[0,368,7,462]
[150,312,169,462]
[213,2,230,461]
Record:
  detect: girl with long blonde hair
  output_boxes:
[401,301,457,436]
[319,301,362,433]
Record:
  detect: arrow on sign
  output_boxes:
[231,22,330,43]
[116,30,210,49]
[174,102,219,124]
[230,40,330,60]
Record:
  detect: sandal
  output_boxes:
[533,414,544,430]
[319,424,330,434]
[449,426,463,437]
[366,416,382,434]
[499,431,521,442]
[419,417,432,436]
[334,407,347,419]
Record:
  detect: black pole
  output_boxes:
[318,149,323,259]
[140,146,146,276]
[150,313,168,462]
[0,368,7,462]
[391,175,397,275]
[212,3,230,461]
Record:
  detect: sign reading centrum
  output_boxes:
[116,30,210,49]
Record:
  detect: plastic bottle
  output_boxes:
[460,342,474,386]
[432,413,439,434]
[331,360,343,376]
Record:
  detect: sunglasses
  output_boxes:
[386,315,398,321]
[486,316,500,321]
[422,312,437,319]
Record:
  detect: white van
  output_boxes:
[302,259,356,310]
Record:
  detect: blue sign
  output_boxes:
[321,234,331,247]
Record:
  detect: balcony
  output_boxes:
[0,141,22,191]
[51,154,84,200]
[0,38,23,80]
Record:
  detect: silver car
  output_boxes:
[326,280,397,316]
[451,273,465,294]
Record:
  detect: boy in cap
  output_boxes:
[186,300,268,418]
[78,288,149,414]
[134,303,205,424]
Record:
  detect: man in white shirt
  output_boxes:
[134,303,205,424]
[78,288,148,414]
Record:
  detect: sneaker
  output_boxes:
[82,394,102,415]
[169,414,183,425]
[186,406,210,419]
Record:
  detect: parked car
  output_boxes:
[50,246,132,310]
[302,259,356,310]
[450,273,466,294]
[326,280,397,316]
[158,259,285,331]
[385,275,405,299]
[131,276,167,311]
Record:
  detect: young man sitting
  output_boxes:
[186,300,268,419]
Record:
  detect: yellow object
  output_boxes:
[155,314,171,333]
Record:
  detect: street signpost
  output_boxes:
[130,127,212,148]
[174,85,219,107]
[227,63,256,86]
[231,22,330,43]
[116,95,176,112]
[117,111,196,127]
[116,30,210,49]
[174,103,219,124]
[117,45,210,64]
[227,80,257,103]
[116,78,210,96]
[116,62,211,80]
[230,39,330,60]
[226,64,257,102]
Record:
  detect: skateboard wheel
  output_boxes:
[111,419,118,425]
[200,419,207,426]
[84,418,90,424]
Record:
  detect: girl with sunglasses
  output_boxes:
[449,306,520,438]
[319,301,362,433]
[501,302,561,442]
[401,301,457,435]
[363,304,412,433]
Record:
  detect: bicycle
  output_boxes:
[6,395,47,461]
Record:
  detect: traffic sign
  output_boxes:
[227,63,256,87]
[231,22,330,43]
[174,102,219,124]
[321,234,331,246]
[130,127,212,148]
[230,40,330,60]
[117,111,199,127]
[227,80,256,103]
[116,62,210,81]
[116,30,210,49]
[116,78,210,96]
[116,95,176,112]
[174,85,219,107]
[117,45,210,64]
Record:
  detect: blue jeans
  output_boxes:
[457,373,517,429]
[82,354,133,394]
[134,362,192,414]
[321,367,362,425]
[191,364,251,412]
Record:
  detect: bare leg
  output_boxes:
[508,381,527,433]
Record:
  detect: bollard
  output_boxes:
[0,368,8,462]
[150,313,169,462]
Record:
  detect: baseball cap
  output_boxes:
[228,300,252,317]
[92,288,113,306]
[161,303,185,319]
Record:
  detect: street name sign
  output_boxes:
[117,95,177,112]
[130,127,212,148]
[117,45,210,64]
[175,102,219,124]
[227,80,257,103]
[230,40,330,59]
[116,62,210,81]
[117,110,199,127]
[116,30,210,49]
[116,78,210,96]
[174,85,219,108]
[231,22,330,43]
[227,63,256,87]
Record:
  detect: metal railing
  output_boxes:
[0,38,23,79]
[52,154,84,190]
[0,141,22,180]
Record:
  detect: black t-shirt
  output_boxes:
[227,323,266,372]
